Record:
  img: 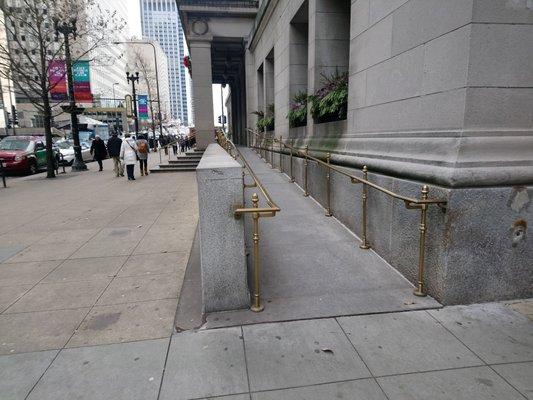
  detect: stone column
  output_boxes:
[189,38,215,150]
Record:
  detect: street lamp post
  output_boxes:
[54,17,87,171]
[112,82,120,134]
[114,41,163,150]
[126,71,140,136]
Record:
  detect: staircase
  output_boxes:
[150,149,204,173]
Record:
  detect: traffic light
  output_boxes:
[217,115,221,124]
[217,115,227,124]
[11,106,18,126]
[6,112,12,129]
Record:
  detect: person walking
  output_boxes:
[120,133,138,180]
[90,135,108,171]
[136,134,150,176]
[107,132,124,177]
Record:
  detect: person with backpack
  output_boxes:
[136,134,150,176]
[120,133,138,180]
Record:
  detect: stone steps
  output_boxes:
[150,149,203,173]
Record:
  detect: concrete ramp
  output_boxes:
[202,148,440,328]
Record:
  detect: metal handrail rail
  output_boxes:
[216,130,280,312]
[246,128,447,297]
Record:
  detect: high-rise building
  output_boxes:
[139,0,189,125]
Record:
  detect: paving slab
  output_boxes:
[35,228,100,245]
[338,311,482,376]
[67,299,176,347]
[491,361,533,399]
[28,339,168,400]
[5,279,110,313]
[0,245,27,262]
[159,327,248,400]
[96,274,180,305]
[0,284,32,313]
[377,366,525,400]
[4,242,81,263]
[251,379,387,400]
[243,318,371,392]
[0,350,58,400]
[0,308,89,355]
[70,237,143,258]
[428,303,533,364]
[41,256,127,283]
[133,233,196,255]
[117,251,189,277]
[0,260,61,287]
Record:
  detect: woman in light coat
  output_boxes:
[120,133,138,180]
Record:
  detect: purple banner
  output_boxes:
[49,60,68,101]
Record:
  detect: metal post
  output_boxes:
[279,136,283,172]
[325,153,332,217]
[414,185,429,297]
[303,145,309,197]
[360,166,371,249]
[250,193,264,312]
[290,139,295,182]
[0,159,6,188]
[270,136,274,168]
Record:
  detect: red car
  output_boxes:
[0,136,53,175]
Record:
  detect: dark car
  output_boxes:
[0,136,57,175]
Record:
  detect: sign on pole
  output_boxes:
[49,60,68,101]
[72,60,93,103]
[138,95,148,120]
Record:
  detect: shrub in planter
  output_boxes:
[287,91,308,128]
[252,104,275,131]
[308,71,348,123]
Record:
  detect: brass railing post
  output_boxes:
[414,185,429,297]
[250,193,264,312]
[303,145,309,197]
[325,152,332,216]
[270,136,275,168]
[279,135,283,172]
[290,139,295,182]
[360,165,371,249]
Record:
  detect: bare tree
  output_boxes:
[131,47,159,140]
[0,0,124,178]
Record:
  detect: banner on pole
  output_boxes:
[138,95,148,120]
[49,60,68,101]
[72,60,93,103]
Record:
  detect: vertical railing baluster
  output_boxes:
[290,139,295,182]
[325,153,332,217]
[360,165,371,249]
[270,135,274,168]
[250,193,264,312]
[414,185,429,297]
[279,135,283,172]
[304,145,309,197]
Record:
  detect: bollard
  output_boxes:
[325,153,332,216]
[303,145,309,197]
[270,136,275,168]
[359,166,371,249]
[414,185,429,297]
[250,193,264,312]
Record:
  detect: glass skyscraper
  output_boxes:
[140,0,188,125]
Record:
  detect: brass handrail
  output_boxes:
[246,128,447,297]
[217,130,280,312]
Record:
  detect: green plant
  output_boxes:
[252,104,275,131]
[309,70,348,123]
[287,91,308,128]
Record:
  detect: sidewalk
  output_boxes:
[0,154,531,400]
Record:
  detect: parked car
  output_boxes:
[56,140,92,165]
[0,136,58,175]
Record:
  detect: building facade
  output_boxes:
[140,0,189,125]
[178,0,533,305]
